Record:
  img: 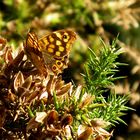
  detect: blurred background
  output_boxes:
[0,0,140,139]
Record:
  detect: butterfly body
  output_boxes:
[25,29,76,75]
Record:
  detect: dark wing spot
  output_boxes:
[57,61,61,66]
[52,65,57,71]
[63,35,68,39]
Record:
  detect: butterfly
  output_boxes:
[24,29,76,76]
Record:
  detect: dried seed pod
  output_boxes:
[44,110,59,126]
[14,71,24,93]
[0,107,6,127]
[26,91,39,103]
[35,112,47,123]
[18,87,27,97]
[56,82,72,96]
[93,127,113,139]
[78,95,94,109]
[26,117,40,132]
[46,127,61,136]
[46,75,56,96]
[0,37,7,50]
[61,114,73,127]
[91,118,110,128]
[3,50,24,76]
[22,75,32,89]
[11,50,24,68]
[55,76,65,90]
[39,91,48,103]
[77,127,93,140]
[0,74,8,88]
[4,47,13,64]
[17,75,32,96]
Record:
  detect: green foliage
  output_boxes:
[81,37,131,126]
[83,37,123,94]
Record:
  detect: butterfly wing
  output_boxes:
[38,30,76,74]
[25,32,48,76]
[38,30,76,58]
[25,30,76,75]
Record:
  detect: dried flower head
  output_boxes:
[0,34,115,140]
[0,35,75,139]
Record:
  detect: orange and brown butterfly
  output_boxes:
[24,29,76,76]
